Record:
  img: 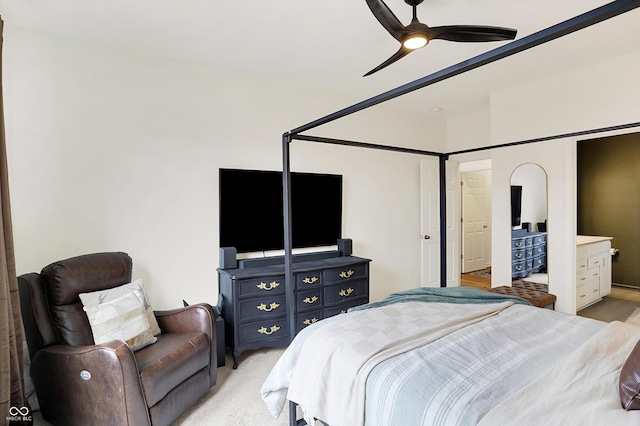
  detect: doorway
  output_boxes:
[460,161,492,281]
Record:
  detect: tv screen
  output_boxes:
[511,185,523,227]
[219,168,342,253]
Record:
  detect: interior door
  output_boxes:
[446,160,460,286]
[420,159,460,287]
[461,170,491,273]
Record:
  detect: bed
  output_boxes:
[261,287,640,426]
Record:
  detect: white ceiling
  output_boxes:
[1,0,639,119]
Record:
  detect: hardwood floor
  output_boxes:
[460,272,491,290]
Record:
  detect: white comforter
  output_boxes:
[479,320,640,426]
[262,301,514,425]
[262,301,640,426]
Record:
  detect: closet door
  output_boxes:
[420,159,459,287]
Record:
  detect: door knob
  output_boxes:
[423,235,431,240]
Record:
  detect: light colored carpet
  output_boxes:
[625,307,640,326]
[174,347,290,426]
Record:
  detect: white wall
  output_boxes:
[446,48,640,314]
[446,108,491,153]
[3,25,446,308]
[486,50,640,314]
[491,141,576,313]
[491,50,640,145]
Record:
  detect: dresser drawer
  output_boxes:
[512,238,526,250]
[587,256,603,269]
[238,294,286,322]
[512,248,526,262]
[532,254,545,272]
[576,258,588,274]
[576,270,588,288]
[532,234,546,245]
[237,317,289,345]
[512,260,528,278]
[238,276,285,298]
[532,244,545,256]
[295,271,323,289]
[587,265,600,280]
[324,279,368,306]
[295,309,323,333]
[324,263,368,284]
[576,280,600,308]
[297,288,323,312]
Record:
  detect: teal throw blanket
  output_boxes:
[349,286,532,312]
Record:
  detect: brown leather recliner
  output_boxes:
[18,252,217,426]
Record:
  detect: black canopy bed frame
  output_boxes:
[278,1,640,424]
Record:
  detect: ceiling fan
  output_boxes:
[364,0,517,76]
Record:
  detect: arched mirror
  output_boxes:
[510,164,548,286]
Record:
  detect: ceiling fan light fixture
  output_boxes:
[402,34,428,49]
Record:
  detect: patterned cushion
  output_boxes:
[512,280,549,293]
[488,286,556,308]
[79,279,161,351]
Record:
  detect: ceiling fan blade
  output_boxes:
[365,0,407,42]
[364,46,411,77]
[428,25,517,42]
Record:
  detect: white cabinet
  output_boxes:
[576,236,612,311]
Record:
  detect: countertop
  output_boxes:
[577,235,613,245]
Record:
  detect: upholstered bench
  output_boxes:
[512,280,549,294]
[489,285,556,309]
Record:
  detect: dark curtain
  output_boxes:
[0,17,27,426]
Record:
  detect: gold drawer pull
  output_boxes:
[303,296,319,304]
[302,276,318,284]
[303,318,318,325]
[339,270,355,279]
[257,302,280,312]
[258,325,280,335]
[257,281,280,291]
[339,287,354,297]
[515,265,523,271]
[515,253,522,259]
[515,242,523,247]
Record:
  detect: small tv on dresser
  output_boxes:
[219,168,342,253]
[511,185,523,227]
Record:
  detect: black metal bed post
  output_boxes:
[282,132,299,426]
[282,132,296,341]
[439,154,448,287]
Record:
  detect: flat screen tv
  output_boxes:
[511,185,523,227]
[219,168,342,253]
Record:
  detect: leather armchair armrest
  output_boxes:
[154,303,217,385]
[31,341,150,426]
[154,303,216,335]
